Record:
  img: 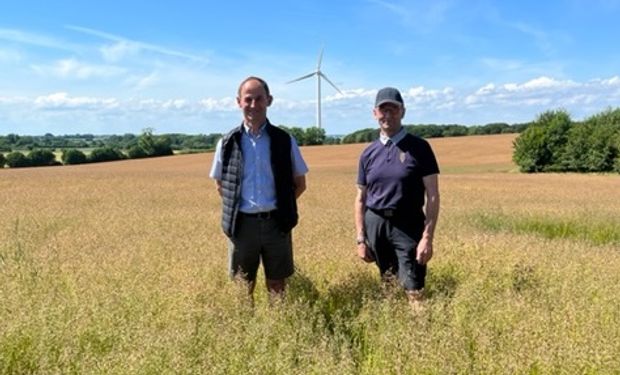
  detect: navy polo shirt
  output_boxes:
[357,128,439,222]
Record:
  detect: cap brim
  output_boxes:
[375,99,403,107]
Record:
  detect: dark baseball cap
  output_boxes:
[375,87,404,107]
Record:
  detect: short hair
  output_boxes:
[237,76,270,97]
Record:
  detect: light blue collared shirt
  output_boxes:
[209,122,309,213]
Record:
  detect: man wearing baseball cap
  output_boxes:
[354,87,440,310]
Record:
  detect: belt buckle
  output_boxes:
[384,209,394,218]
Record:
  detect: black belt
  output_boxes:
[239,210,274,219]
[369,208,396,218]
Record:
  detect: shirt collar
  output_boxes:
[242,121,268,137]
[379,127,406,146]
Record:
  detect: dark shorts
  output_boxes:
[228,213,294,281]
[364,209,426,291]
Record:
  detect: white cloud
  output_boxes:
[599,76,620,86]
[324,88,376,102]
[33,92,119,110]
[125,72,160,91]
[101,41,140,62]
[66,25,209,63]
[31,58,126,79]
[162,99,188,110]
[0,28,79,51]
[405,86,454,105]
[464,76,620,111]
[199,97,238,111]
[520,76,576,90]
[3,75,620,134]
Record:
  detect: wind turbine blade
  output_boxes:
[317,47,324,69]
[286,72,316,84]
[319,72,343,94]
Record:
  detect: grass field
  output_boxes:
[1,133,619,374]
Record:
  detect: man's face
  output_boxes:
[373,102,404,132]
[237,79,272,127]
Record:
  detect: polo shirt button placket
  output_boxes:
[386,140,393,162]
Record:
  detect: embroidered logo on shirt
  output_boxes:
[399,151,406,163]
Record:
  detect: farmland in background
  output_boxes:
[1,133,619,373]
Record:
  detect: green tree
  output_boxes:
[61,149,87,165]
[88,147,126,163]
[614,133,620,173]
[151,136,174,156]
[127,145,148,159]
[342,128,378,144]
[543,110,572,170]
[138,128,157,155]
[280,126,306,145]
[5,151,31,168]
[562,108,620,172]
[512,109,572,173]
[324,136,341,145]
[480,123,510,134]
[513,126,549,172]
[562,122,592,171]
[304,127,326,145]
[28,149,58,166]
[406,124,444,138]
[0,137,11,152]
[0,153,5,168]
[6,133,19,145]
[583,108,620,172]
[135,128,173,157]
[442,125,468,137]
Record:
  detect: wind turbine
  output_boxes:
[287,48,342,129]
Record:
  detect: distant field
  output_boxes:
[299,133,519,173]
[1,133,619,373]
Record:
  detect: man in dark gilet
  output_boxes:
[210,76,308,302]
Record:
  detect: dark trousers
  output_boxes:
[228,214,294,281]
[364,209,426,291]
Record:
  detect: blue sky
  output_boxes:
[1,0,620,136]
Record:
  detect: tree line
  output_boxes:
[0,126,334,168]
[0,132,222,153]
[0,122,525,156]
[513,108,620,173]
[1,129,175,168]
[341,122,529,144]
[4,107,619,173]
[0,122,531,169]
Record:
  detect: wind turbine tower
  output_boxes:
[287,48,342,129]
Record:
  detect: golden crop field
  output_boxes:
[1,133,619,374]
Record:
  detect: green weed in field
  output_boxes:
[471,211,620,246]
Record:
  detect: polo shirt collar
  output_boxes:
[379,127,406,146]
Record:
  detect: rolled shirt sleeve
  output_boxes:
[290,136,309,177]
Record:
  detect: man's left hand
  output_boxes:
[416,237,433,265]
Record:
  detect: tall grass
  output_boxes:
[2,135,619,373]
[472,211,620,246]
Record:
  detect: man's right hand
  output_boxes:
[215,180,223,196]
[357,243,375,263]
